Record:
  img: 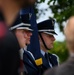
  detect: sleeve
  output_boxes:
[27,51,35,60]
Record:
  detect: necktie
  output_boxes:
[45,53,52,68]
[45,53,49,62]
[23,51,36,66]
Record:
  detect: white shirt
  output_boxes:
[41,50,45,56]
[41,50,52,68]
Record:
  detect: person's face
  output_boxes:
[0,0,36,8]
[15,29,26,48]
[39,33,55,49]
[0,0,12,8]
[24,30,32,45]
[0,0,3,8]
[15,29,32,48]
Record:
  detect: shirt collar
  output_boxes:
[41,50,46,56]
[23,46,27,51]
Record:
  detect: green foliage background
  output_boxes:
[49,41,69,63]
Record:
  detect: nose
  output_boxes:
[29,32,32,37]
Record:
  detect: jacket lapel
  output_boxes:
[41,54,50,69]
[23,50,38,70]
[48,53,58,66]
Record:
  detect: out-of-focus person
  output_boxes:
[44,16,74,75]
[0,0,36,75]
[0,11,20,75]
[0,0,36,26]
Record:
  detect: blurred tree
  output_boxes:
[35,0,74,31]
[49,41,69,63]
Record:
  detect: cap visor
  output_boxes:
[44,31,57,35]
[17,27,33,31]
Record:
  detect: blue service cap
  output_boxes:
[10,13,33,31]
[37,18,57,35]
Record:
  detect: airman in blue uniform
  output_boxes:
[10,13,39,75]
[37,18,59,74]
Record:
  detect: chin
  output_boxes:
[51,46,53,49]
[49,46,53,49]
[27,42,30,45]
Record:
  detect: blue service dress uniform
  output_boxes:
[40,50,59,74]
[37,19,59,75]
[20,48,40,75]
